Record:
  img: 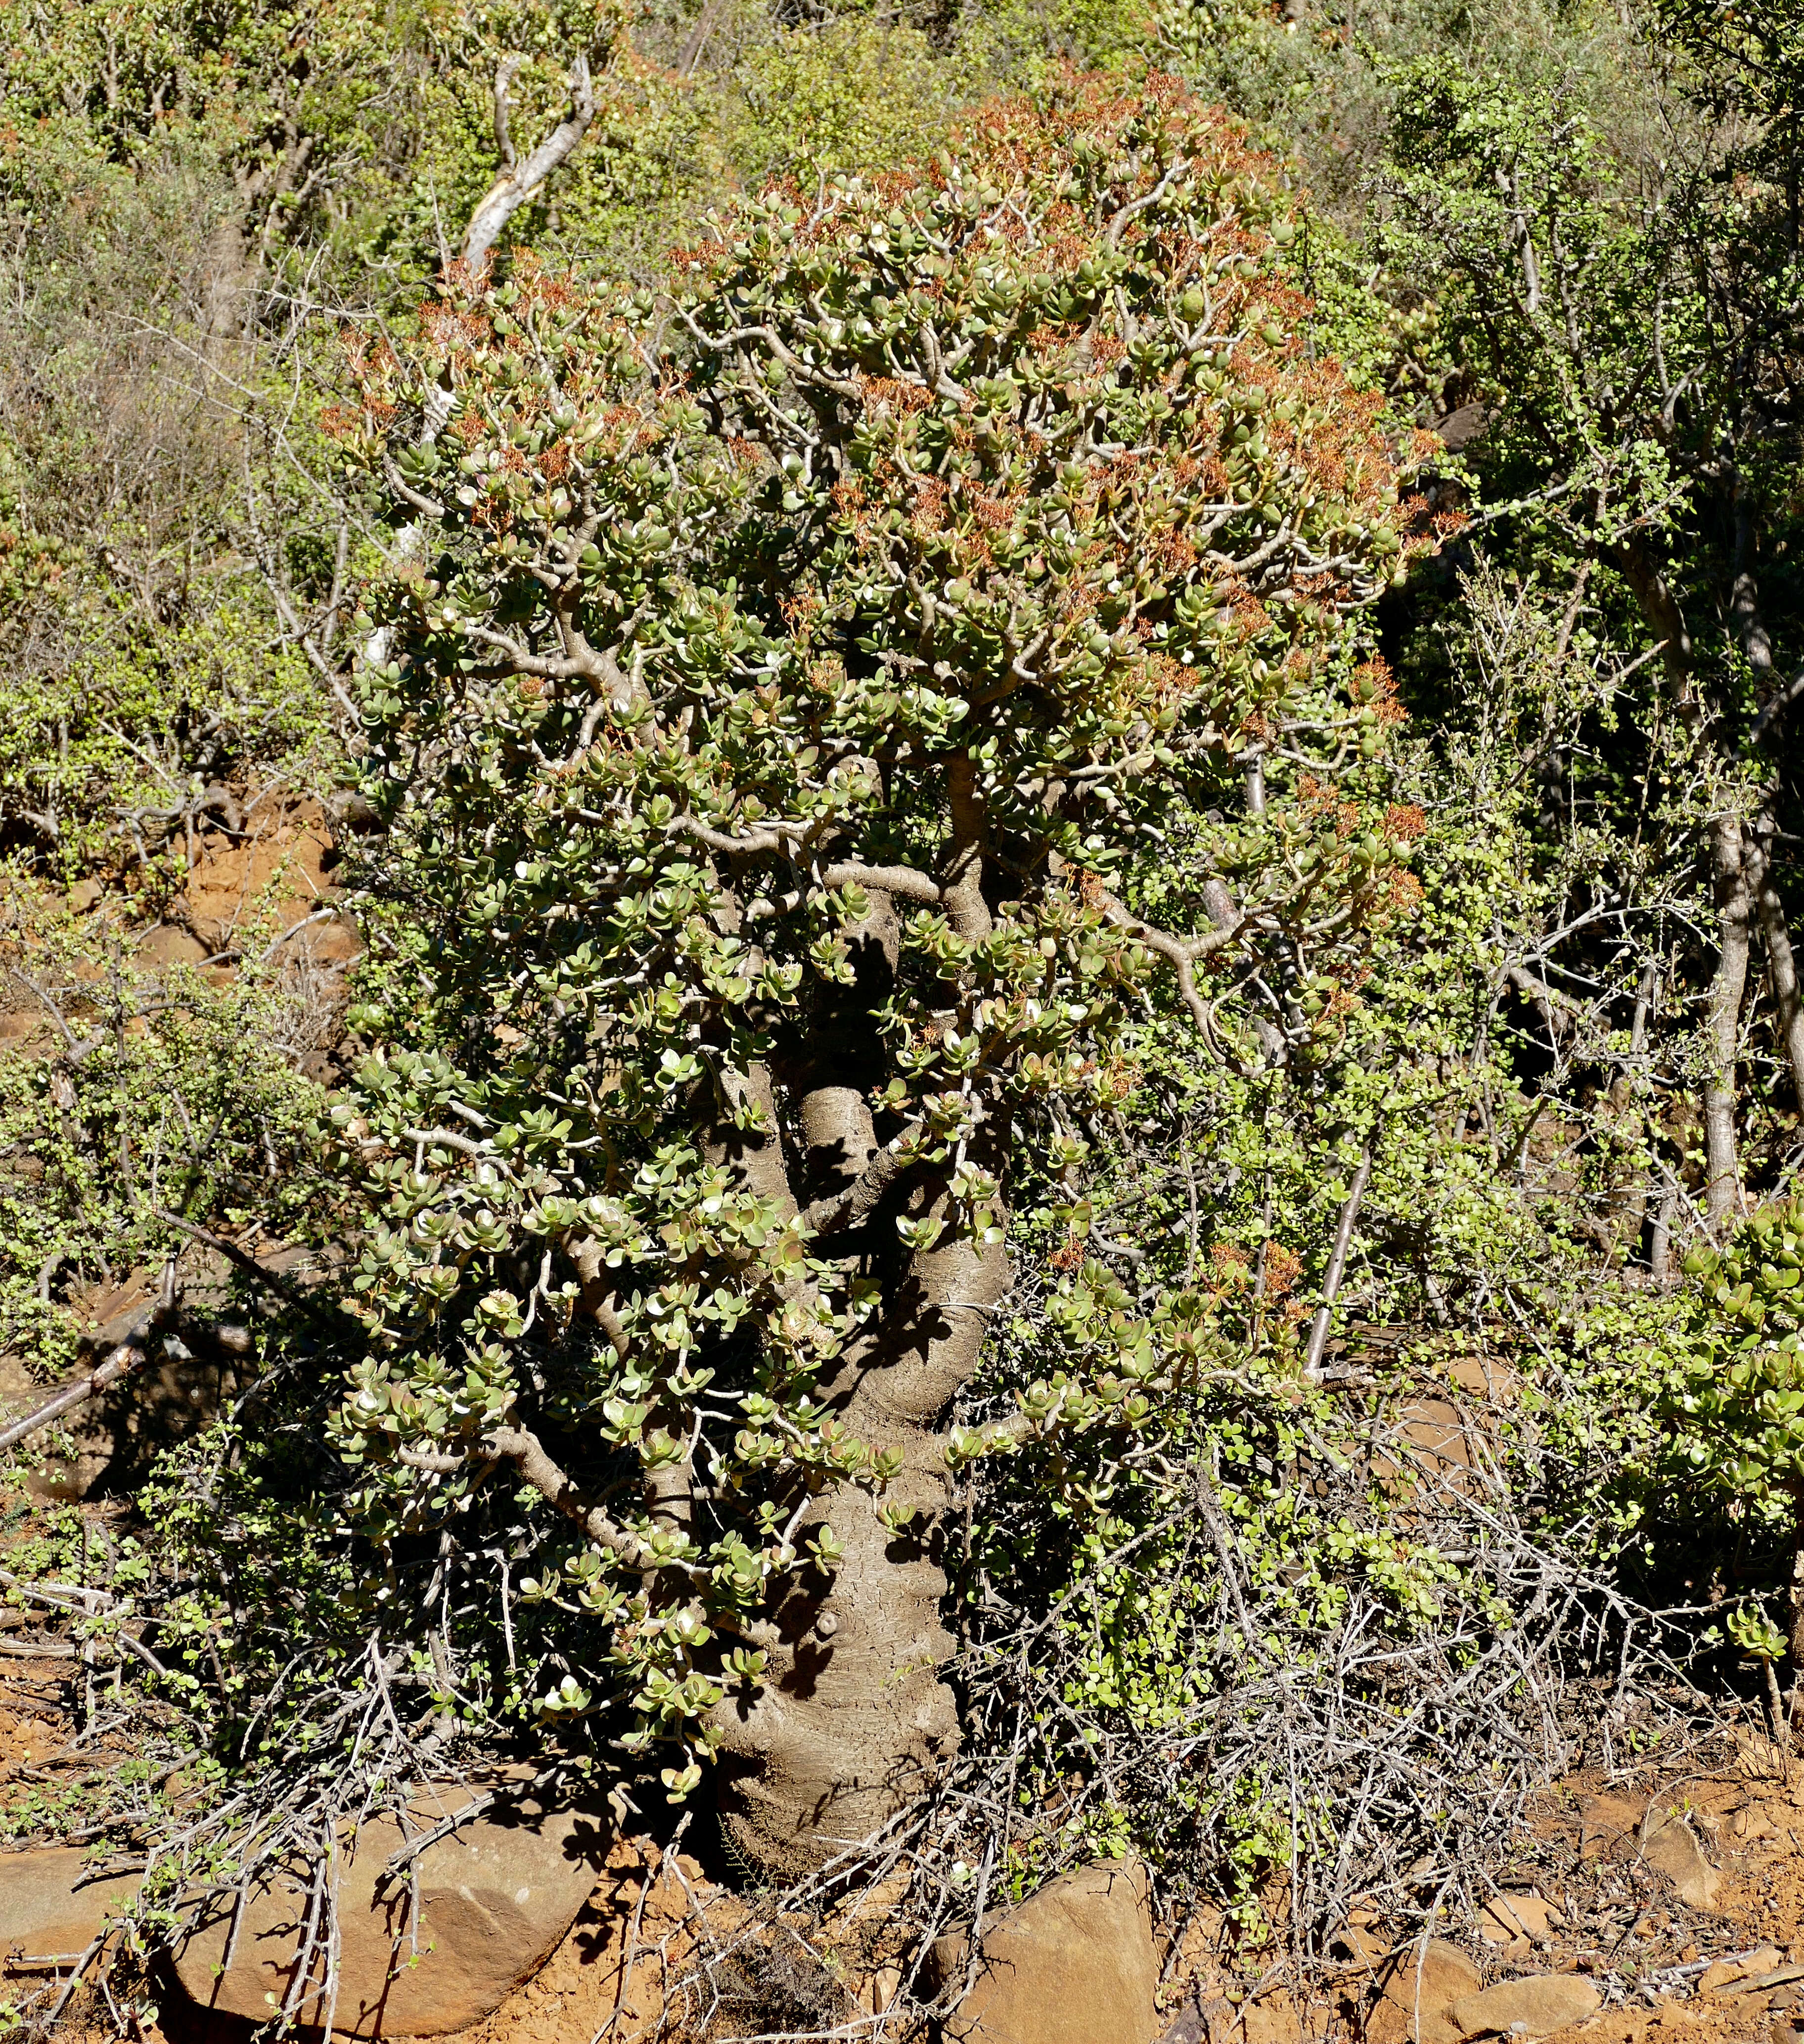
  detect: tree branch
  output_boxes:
[1303,1143,1374,1381]
[821,860,945,906]
[1750,827,1804,1119]
[461,54,597,270]
[801,1124,919,1237]
[483,1422,665,1575]
[146,1204,339,1322]
[671,815,946,904]
[491,53,523,172]
[1703,815,1751,1229]
[0,1340,147,1455]
[1749,664,1804,748]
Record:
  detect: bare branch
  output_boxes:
[823,860,944,905]
[461,55,597,270]
[670,815,946,904]
[482,1423,667,1575]
[677,0,727,75]
[0,1340,146,1455]
[491,53,523,172]
[380,454,446,522]
[801,1124,921,1236]
[1749,664,1804,748]
[145,1205,339,1322]
[1303,1142,1374,1381]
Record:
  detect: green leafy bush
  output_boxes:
[319,72,1416,1863]
[1665,1199,1804,1654]
[0,899,328,1372]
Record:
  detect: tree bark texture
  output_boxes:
[1704,814,1751,1229]
[694,810,1015,1873]
[1749,830,1804,1120]
[460,55,595,270]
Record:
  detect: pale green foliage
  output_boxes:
[1156,0,1668,231]
[1668,1198,1804,1525]
[947,504,1741,1906]
[1,0,1802,1971]
[0,1416,366,1857]
[727,18,956,183]
[0,596,328,883]
[323,78,1409,1787]
[0,898,328,1371]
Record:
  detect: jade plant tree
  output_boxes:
[324,73,1417,1871]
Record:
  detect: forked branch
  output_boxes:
[461,53,598,270]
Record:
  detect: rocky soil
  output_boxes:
[10,1657,1804,2044]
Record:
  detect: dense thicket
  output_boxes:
[2,0,1803,2026]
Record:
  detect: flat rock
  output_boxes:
[1434,403,1491,453]
[0,1846,140,1972]
[933,1859,1158,2044]
[1370,1940,1484,2044]
[1450,1975,1601,2040]
[1639,1806,1719,1911]
[1701,1948,1784,1994]
[171,1782,606,2037]
[1329,1920,1391,1968]
[1479,1895,1554,1946]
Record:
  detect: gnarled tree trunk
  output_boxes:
[708,801,1014,1872]
[713,1212,1008,1870]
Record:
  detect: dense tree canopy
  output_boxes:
[2,0,1804,2026]
[324,76,1431,1861]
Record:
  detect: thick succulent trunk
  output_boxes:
[713,1430,962,1873]
[707,787,1013,1872]
[716,1214,1011,1869]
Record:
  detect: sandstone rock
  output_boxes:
[1329,1919,1392,1968]
[1578,1793,1641,1861]
[1447,1357,1514,1401]
[1701,1948,1784,1995]
[137,924,210,969]
[0,1846,140,1972]
[1433,403,1491,454]
[1369,1940,1484,2044]
[1239,1993,1304,2044]
[171,1782,606,2037]
[1449,1974,1601,2039]
[1639,1806,1719,1911]
[932,1860,1158,2044]
[1479,1895,1554,1946]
